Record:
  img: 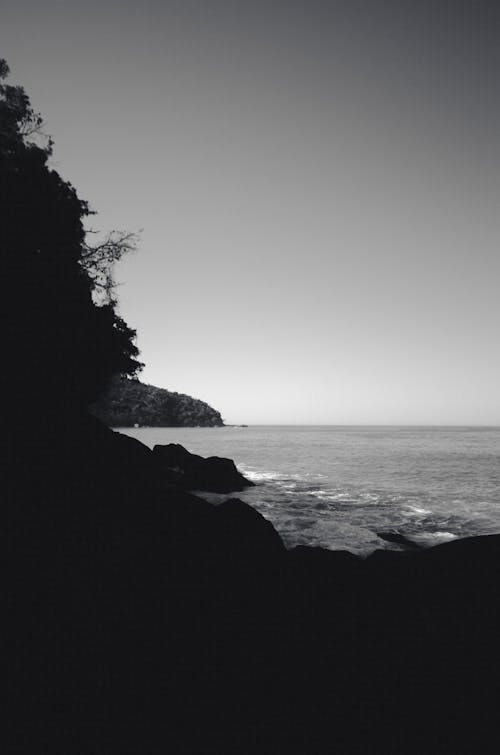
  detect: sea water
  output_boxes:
[118,425,500,556]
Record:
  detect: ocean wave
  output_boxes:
[239,468,328,489]
[305,489,384,505]
[405,505,432,516]
[419,532,458,540]
[278,482,299,491]
[235,464,486,555]
[239,469,284,482]
[413,531,457,544]
[307,489,353,502]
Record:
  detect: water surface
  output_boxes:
[119,425,500,555]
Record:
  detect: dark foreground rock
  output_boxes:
[152,442,255,492]
[5,414,500,754]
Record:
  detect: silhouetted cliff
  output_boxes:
[90,376,224,427]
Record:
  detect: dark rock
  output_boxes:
[7,412,500,752]
[152,442,255,493]
[216,497,286,558]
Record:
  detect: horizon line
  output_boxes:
[223,423,500,428]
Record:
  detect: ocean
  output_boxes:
[119,425,500,556]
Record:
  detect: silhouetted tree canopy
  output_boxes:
[0,59,143,409]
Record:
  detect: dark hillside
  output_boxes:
[90,376,224,427]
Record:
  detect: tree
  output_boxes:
[0,58,143,410]
[81,230,140,304]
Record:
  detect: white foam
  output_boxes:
[421,531,457,541]
[307,489,355,502]
[307,490,335,501]
[406,505,432,516]
[360,493,380,502]
[239,468,283,482]
[239,468,323,484]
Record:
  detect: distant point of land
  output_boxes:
[90,376,224,428]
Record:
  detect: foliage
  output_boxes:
[0,58,143,406]
[90,377,225,427]
[81,230,140,304]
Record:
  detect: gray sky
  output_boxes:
[2,0,499,424]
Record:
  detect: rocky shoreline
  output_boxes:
[7,412,499,753]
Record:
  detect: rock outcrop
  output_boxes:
[152,442,254,493]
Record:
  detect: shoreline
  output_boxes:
[117,424,500,557]
[8,412,500,751]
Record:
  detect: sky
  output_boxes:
[2,0,499,424]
